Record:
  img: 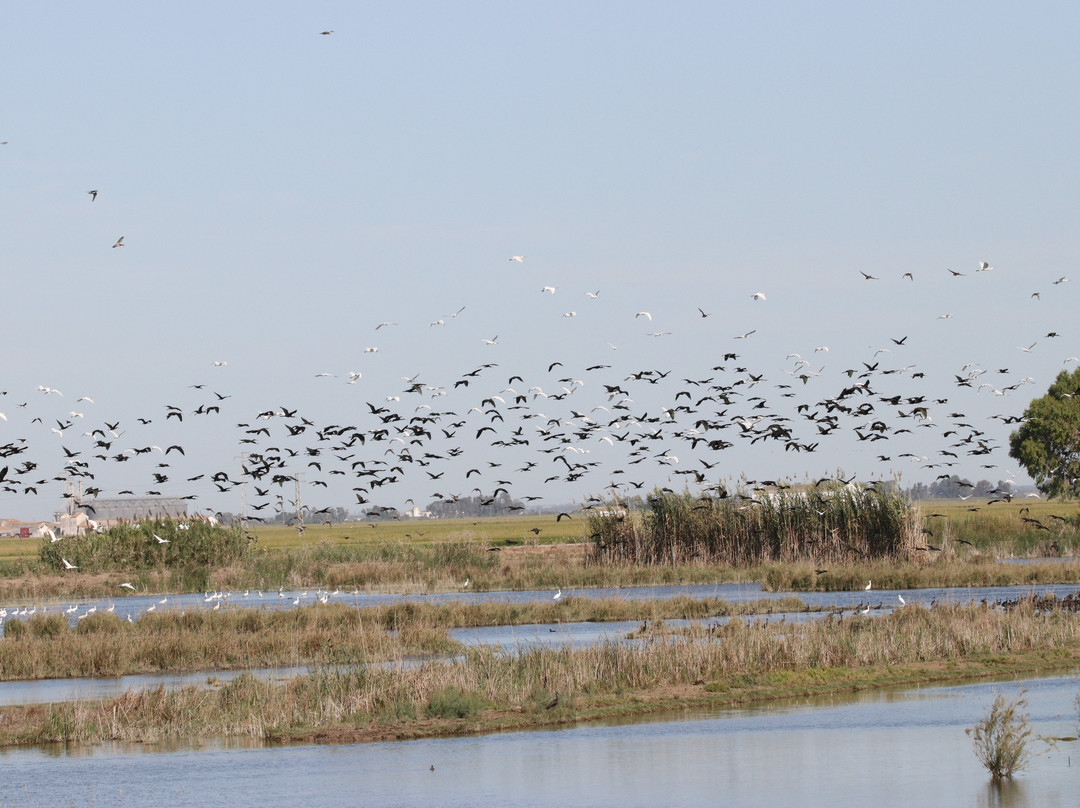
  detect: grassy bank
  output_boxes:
[3,602,1078,748]
[0,597,809,681]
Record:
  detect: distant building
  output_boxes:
[60,496,190,523]
[0,519,43,539]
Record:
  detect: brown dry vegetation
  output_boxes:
[2,602,1078,748]
[0,596,808,681]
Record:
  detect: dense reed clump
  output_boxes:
[590,483,919,566]
[8,602,1080,747]
[38,519,251,574]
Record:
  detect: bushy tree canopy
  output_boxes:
[1008,367,1080,499]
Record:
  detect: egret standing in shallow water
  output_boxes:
[898,594,906,605]
[553,588,562,601]
[865,580,872,591]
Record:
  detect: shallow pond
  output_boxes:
[1,672,1076,807]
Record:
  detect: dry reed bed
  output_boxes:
[0,605,453,681]
[760,558,1080,591]
[0,596,807,681]
[9,603,1080,747]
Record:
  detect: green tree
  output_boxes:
[1008,367,1080,499]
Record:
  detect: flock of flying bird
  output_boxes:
[0,227,1076,529]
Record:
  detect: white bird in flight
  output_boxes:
[153,533,170,544]
[752,292,766,301]
[509,255,525,262]
[635,311,652,320]
[62,557,78,570]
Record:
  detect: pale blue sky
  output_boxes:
[1,2,1077,520]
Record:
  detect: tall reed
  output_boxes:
[590,484,919,566]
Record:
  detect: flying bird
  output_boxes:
[112,236,125,248]
[751,292,766,301]
[509,255,525,262]
[61,557,78,570]
[88,190,98,201]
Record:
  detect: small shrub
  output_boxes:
[74,613,125,635]
[967,692,1033,778]
[377,700,418,724]
[427,686,488,719]
[28,614,69,638]
[3,618,26,639]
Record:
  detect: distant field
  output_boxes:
[0,538,41,562]
[913,498,1080,554]
[246,514,586,551]
[0,515,586,564]
[915,497,1076,518]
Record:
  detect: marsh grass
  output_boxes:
[9,602,1080,747]
[0,597,808,681]
[0,603,456,680]
[760,558,1080,591]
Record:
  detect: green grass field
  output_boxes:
[247,514,586,551]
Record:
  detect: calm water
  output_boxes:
[0,673,1076,807]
